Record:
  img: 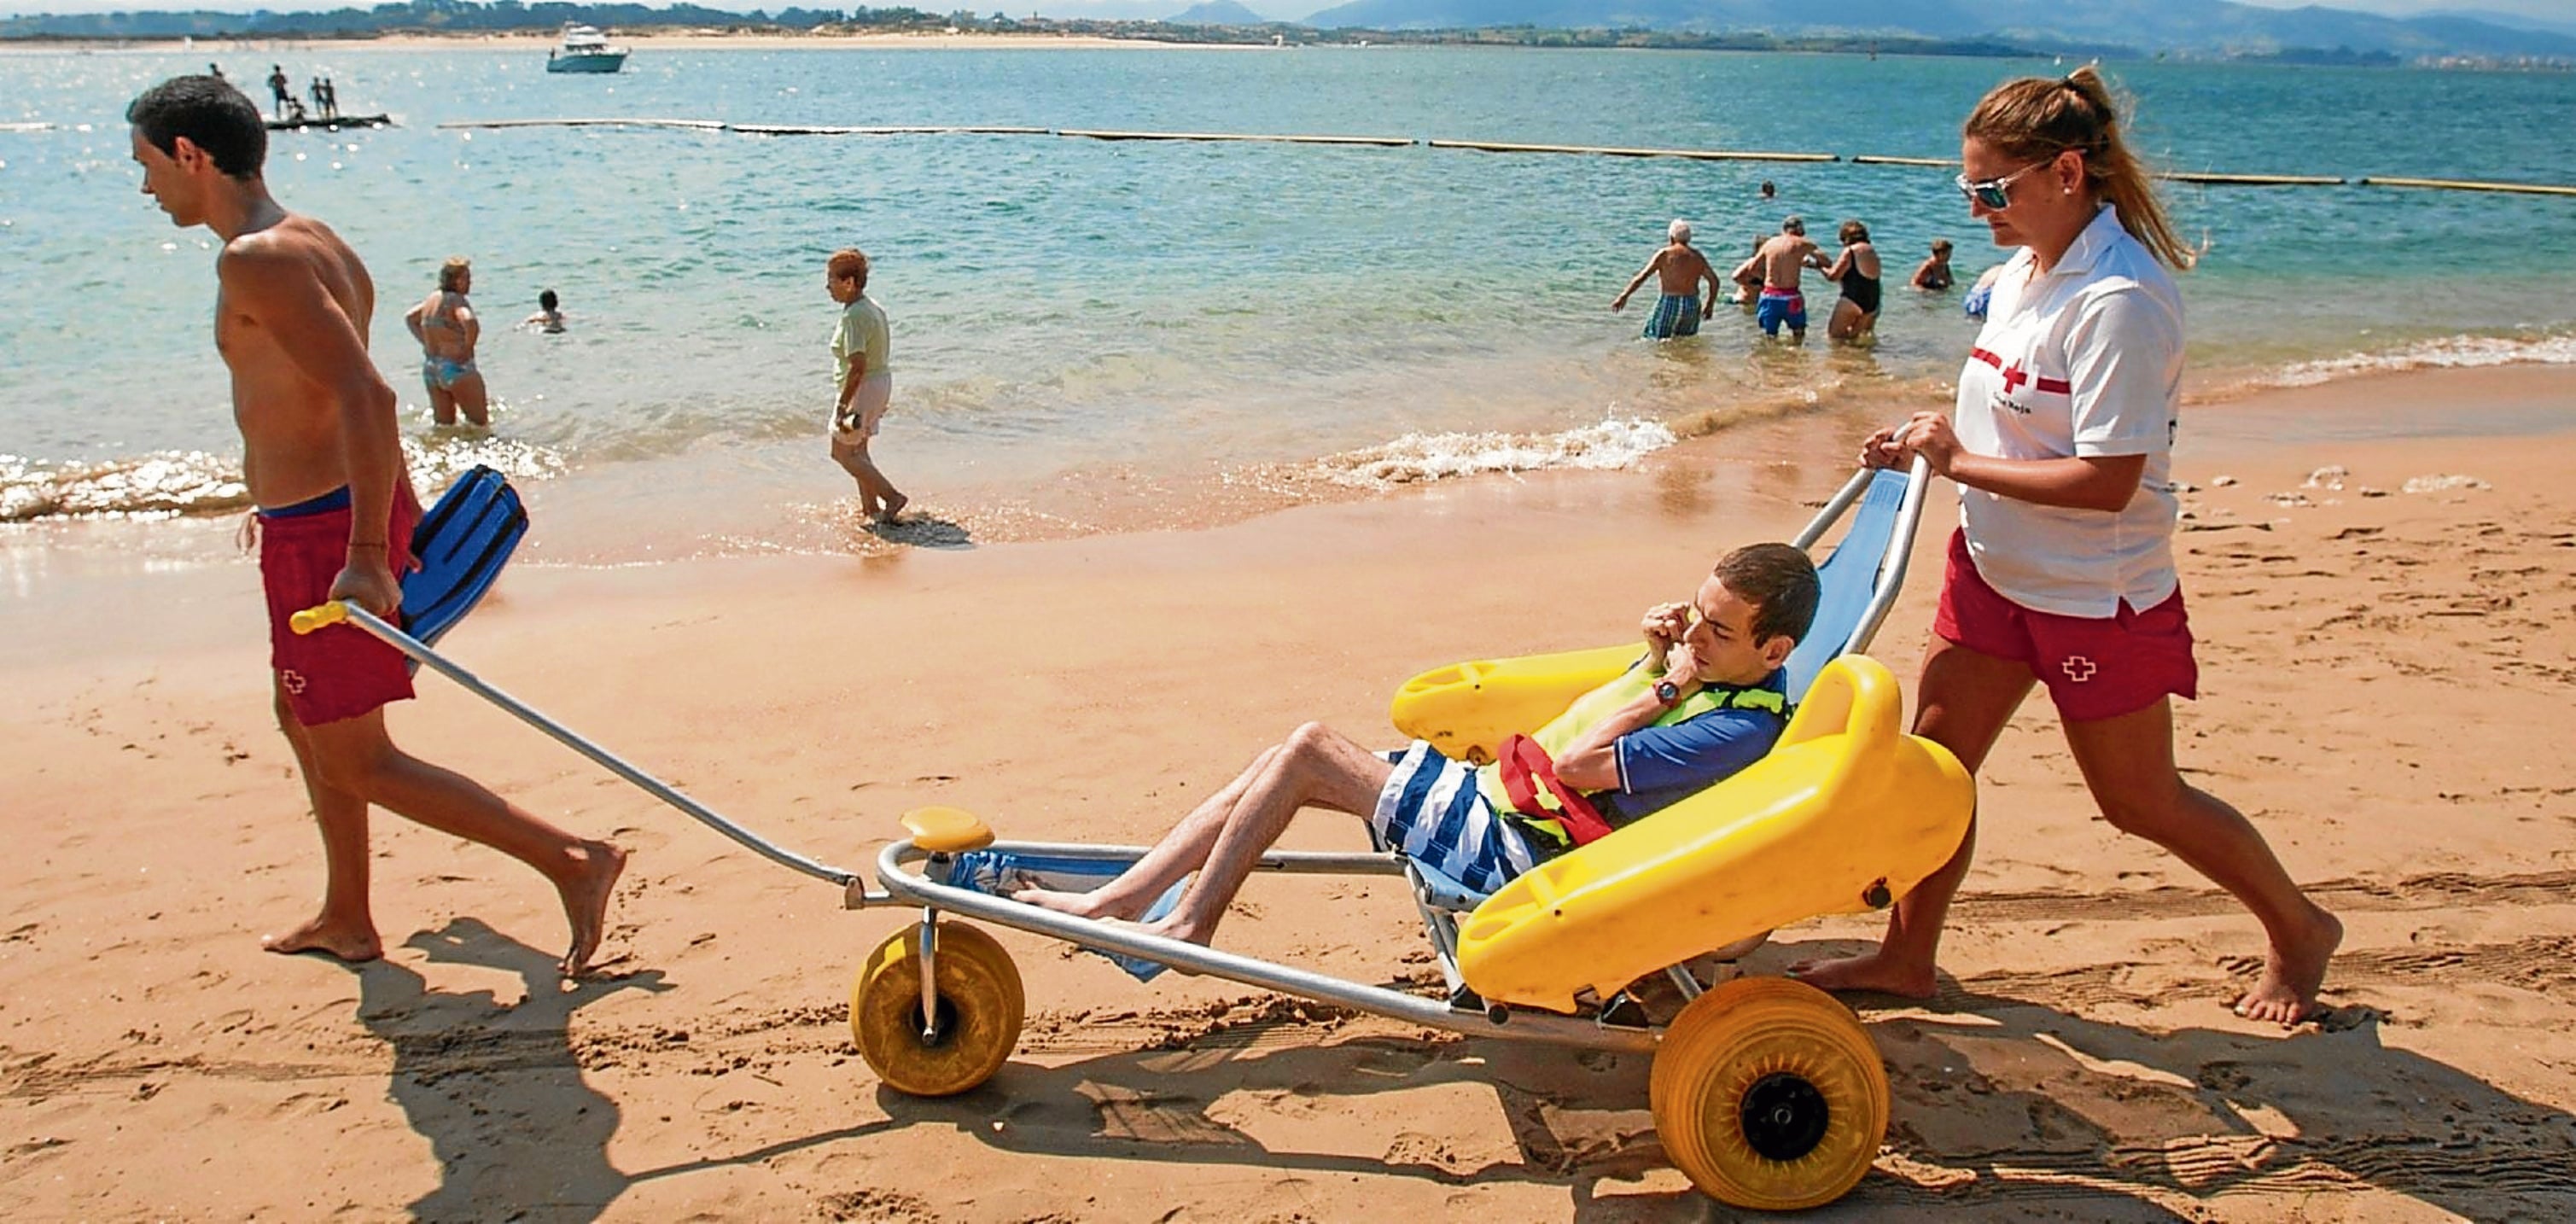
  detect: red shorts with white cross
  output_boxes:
[1931,528,2199,723]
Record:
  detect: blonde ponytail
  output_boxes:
[1964,64,2197,271]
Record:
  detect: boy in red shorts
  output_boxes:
[129,75,623,976]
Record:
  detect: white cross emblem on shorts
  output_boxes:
[280,668,308,695]
[2061,656,2097,683]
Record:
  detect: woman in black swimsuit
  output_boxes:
[1823,219,1883,341]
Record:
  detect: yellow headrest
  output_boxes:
[1775,656,1900,755]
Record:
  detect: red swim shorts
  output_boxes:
[259,483,423,726]
[1931,528,2198,723]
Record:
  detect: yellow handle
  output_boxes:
[289,601,350,635]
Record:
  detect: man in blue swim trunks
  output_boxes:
[1611,219,1722,340]
[1015,544,1820,947]
[1734,216,1823,342]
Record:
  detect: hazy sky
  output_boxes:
[3,0,2570,26]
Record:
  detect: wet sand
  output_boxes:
[3,364,2573,1219]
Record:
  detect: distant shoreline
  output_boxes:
[0,30,1264,54]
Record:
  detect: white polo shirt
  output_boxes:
[1953,204,2184,619]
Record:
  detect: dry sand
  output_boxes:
[3,364,2573,1220]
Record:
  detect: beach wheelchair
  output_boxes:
[850,458,1973,1210]
[295,458,1973,1212]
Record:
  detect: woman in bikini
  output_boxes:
[405,256,489,428]
[1821,219,1882,341]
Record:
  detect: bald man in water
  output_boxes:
[126,74,623,976]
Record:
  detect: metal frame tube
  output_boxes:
[1791,467,1876,551]
[916,908,941,1043]
[875,842,1657,1053]
[315,604,860,886]
[1847,456,1935,656]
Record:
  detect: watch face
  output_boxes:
[1655,679,1681,703]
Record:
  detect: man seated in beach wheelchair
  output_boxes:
[1014,542,1826,953]
[867,534,1979,1209]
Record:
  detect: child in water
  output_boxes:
[523,289,565,334]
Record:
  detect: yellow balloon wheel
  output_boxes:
[852,921,1025,1098]
[1649,976,1891,1211]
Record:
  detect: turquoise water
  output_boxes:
[3,45,2573,558]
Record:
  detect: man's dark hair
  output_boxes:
[127,75,266,179]
[1714,543,1821,646]
[539,289,560,311]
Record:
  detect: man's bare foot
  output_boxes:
[555,841,627,977]
[1786,948,1938,999]
[878,492,908,523]
[261,916,382,963]
[861,498,883,520]
[1013,886,1138,921]
[2234,906,2342,1028]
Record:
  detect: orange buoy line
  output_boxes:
[2359,175,2576,197]
[1431,139,1836,162]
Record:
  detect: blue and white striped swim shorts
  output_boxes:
[1369,741,1539,896]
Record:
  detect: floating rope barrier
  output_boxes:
[2359,175,2576,197]
[1059,129,1411,147]
[2161,171,2347,186]
[1430,138,1835,162]
[440,118,726,131]
[732,124,1049,136]
[432,120,2572,195]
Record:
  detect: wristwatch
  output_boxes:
[1653,679,1683,707]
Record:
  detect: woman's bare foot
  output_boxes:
[261,915,382,963]
[2234,906,2342,1028]
[555,841,627,977]
[1786,947,1938,999]
[1013,886,1137,921]
[877,492,908,524]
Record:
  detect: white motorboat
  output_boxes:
[545,24,629,74]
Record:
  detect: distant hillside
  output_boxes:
[1169,1,1272,24]
[1299,0,2576,59]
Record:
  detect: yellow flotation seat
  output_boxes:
[1390,644,1641,765]
[1452,655,1972,1014]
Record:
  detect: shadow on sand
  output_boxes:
[695,947,2576,1221]
[350,918,669,1222]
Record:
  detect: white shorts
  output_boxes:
[831,371,893,444]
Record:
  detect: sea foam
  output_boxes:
[2264,330,2576,388]
[1316,417,1678,487]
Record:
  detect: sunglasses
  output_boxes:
[1954,162,2046,210]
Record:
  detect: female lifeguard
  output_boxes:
[1792,67,2341,1027]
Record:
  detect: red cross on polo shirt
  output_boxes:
[1969,347,2072,395]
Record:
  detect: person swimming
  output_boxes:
[522,288,565,334]
[1913,238,1956,291]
